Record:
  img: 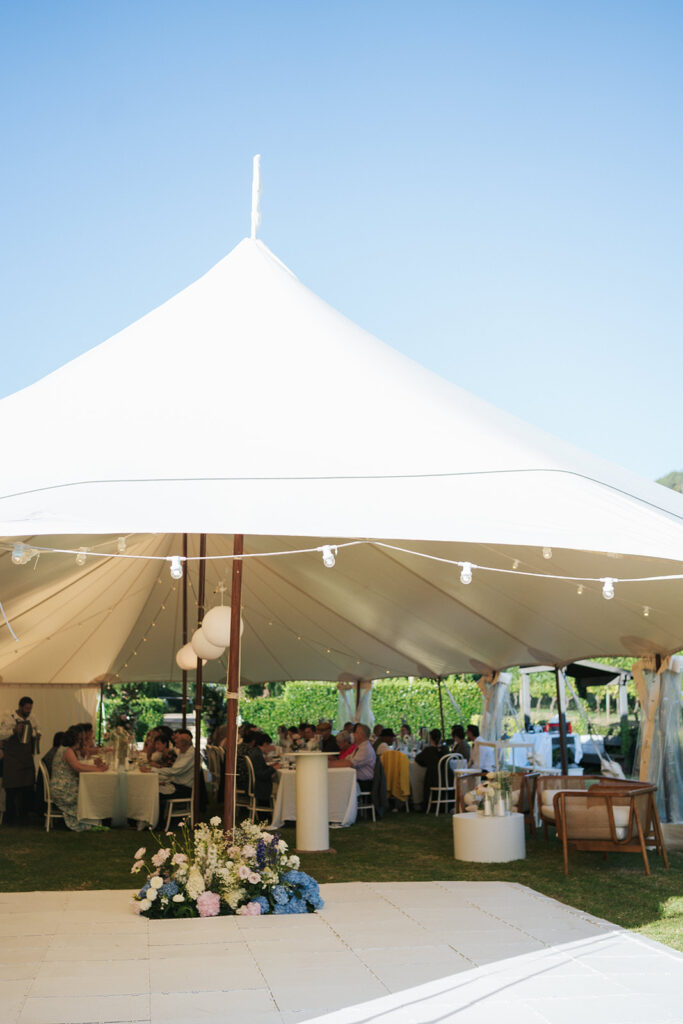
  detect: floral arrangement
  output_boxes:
[131,817,323,918]
[103,724,135,766]
[464,771,513,812]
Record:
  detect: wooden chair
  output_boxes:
[241,757,273,824]
[205,744,224,800]
[537,774,609,838]
[37,760,64,832]
[553,784,669,875]
[510,770,538,837]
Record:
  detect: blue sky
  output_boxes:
[1,1,682,480]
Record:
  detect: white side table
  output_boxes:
[452,812,526,863]
[294,752,332,851]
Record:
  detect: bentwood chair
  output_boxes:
[38,760,64,832]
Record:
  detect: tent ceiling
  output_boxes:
[1,237,683,685]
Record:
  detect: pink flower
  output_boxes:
[196,891,221,918]
[227,845,240,858]
[134,847,146,860]
[131,860,145,874]
[238,864,251,880]
[237,901,262,916]
[241,844,256,859]
[151,848,171,867]
[248,872,261,885]
[171,853,188,865]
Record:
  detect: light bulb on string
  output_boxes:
[169,556,183,580]
[76,548,88,567]
[542,547,553,560]
[321,545,337,568]
[512,559,520,570]
[460,562,473,585]
[576,585,584,596]
[643,606,650,618]
[602,578,615,601]
[11,543,28,565]
[117,537,127,554]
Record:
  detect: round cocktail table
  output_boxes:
[452,811,526,862]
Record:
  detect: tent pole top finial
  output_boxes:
[250,154,262,240]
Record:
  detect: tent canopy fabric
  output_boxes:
[1,237,683,685]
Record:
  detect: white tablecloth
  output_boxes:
[509,731,582,768]
[270,767,357,829]
[78,769,159,827]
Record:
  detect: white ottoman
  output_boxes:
[453,811,526,863]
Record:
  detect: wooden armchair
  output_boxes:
[510,770,538,837]
[553,784,669,875]
[537,774,608,838]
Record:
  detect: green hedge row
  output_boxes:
[238,677,484,737]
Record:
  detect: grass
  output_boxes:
[1,813,680,952]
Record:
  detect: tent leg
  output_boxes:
[192,534,207,825]
[223,534,244,834]
[555,667,569,775]
[181,533,188,729]
[437,677,446,739]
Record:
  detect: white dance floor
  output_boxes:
[2,881,682,1024]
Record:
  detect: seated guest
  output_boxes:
[42,732,65,777]
[348,724,376,791]
[301,723,320,751]
[150,734,175,766]
[397,723,413,753]
[143,729,194,821]
[451,724,470,762]
[245,731,276,808]
[467,724,495,771]
[415,728,448,809]
[276,725,290,749]
[317,719,338,753]
[74,723,97,760]
[371,724,384,750]
[343,720,354,733]
[51,727,109,831]
[334,729,356,761]
[142,728,160,761]
[375,729,396,756]
[287,725,303,749]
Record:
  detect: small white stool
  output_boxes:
[452,812,526,863]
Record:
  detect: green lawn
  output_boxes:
[1,814,680,952]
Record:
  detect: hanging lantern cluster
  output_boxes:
[175,604,244,668]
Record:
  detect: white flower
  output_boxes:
[150,875,164,889]
[210,816,221,826]
[172,894,185,903]
[139,898,152,911]
[241,844,256,859]
[147,889,157,902]
[186,864,206,900]
[277,840,287,853]
[248,872,261,885]
[134,847,146,860]
[287,855,300,870]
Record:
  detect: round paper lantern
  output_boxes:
[175,644,198,671]
[191,627,225,661]
[202,605,232,648]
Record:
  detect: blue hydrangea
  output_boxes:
[272,885,289,905]
[137,883,150,898]
[160,881,179,897]
[253,895,270,914]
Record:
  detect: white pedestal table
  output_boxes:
[452,811,526,863]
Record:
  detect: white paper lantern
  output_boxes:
[202,605,245,647]
[202,605,232,647]
[175,644,197,671]
[191,627,225,661]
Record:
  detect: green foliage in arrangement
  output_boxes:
[103,695,166,742]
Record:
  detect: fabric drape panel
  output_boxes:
[0,683,98,752]
[633,656,683,823]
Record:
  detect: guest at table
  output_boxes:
[375,729,396,756]
[76,723,98,759]
[145,728,195,821]
[150,734,175,767]
[467,724,496,771]
[0,696,41,825]
[317,719,338,753]
[415,728,448,810]
[451,725,471,762]
[51,726,109,831]
[276,725,290,749]
[371,724,384,750]
[349,724,376,792]
[343,720,354,732]
[397,723,414,754]
[142,728,160,761]
[245,731,276,808]
[42,732,66,777]
[301,723,320,751]
[334,729,356,761]
[286,725,303,749]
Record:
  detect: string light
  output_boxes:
[169,556,183,580]
[542,547,553,560]
[76,547,88,566]
[576,585,584,596]
[11,543,35,566]
[643,606,650,618]
[321,545,337,568]
[602,578,615,601]
[512,559,520,570]
[460,562,473,585]
[117,537,127,554]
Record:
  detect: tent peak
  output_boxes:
[250,154,262,240]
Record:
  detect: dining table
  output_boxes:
[77,763,160,827]
[269,762,357,829]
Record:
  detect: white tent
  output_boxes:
[1,236,683,687]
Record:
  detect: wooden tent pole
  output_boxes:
[223,534,244,834]
[554,667,569,775]
[192,534,207,824]
[181,533,188,729]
